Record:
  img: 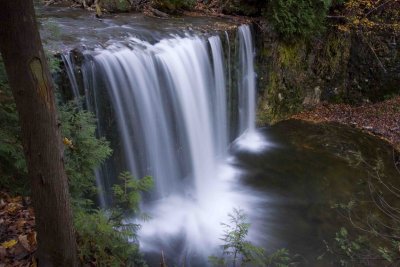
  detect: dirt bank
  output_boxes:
[291,97,400,151]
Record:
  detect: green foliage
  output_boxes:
[45,50,62,74]
[75,172,153,266]
[101,0,132,12]
[151,0,196,13]
[265,0,332,40]
[265,248,291,267]
[220,208,261,266]
[74,209,147,267]
[58,103,151,265]
[111,171,153,220]
[59,102,112,208]
[324,152,400,266]
[210,208,292,267]
[334,228,363,259]
[0,56,28,194]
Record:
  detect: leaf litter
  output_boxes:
[0,192,37,267]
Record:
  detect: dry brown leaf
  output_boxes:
[10,196,22,203]
[8,242,27,258]
[6,203,22,214]
[27,232,36,248]
[30,256,37,267]
[16,220,26,230]
[0,247,6,260]
[18,235,30,252]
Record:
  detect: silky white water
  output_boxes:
[64,25,269,264]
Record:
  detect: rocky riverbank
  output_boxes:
[291,97,400,151]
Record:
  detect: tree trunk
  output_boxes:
[0,1,79,266]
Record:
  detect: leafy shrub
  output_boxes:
[0,56,27,195]
[151,0,196,13]
[323,152,400,266]
[101,0,132,12]
[75,171,153,266]
[74,209,147,267]
[111,171,153,220]
[59,102,112,208]
[0,58,23,171]
[265,0,332,40]
[209,208,292,267]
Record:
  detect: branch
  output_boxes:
[360,33,387,73]
[365,0,395,17]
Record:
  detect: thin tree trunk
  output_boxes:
[0,1,79,266]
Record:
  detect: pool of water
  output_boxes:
[144,120,399,266]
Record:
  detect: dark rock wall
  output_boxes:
[255,22,400,124]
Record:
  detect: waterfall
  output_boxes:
[61,52,81,103]
[238,25,256,134]
[234,25,267,152]
[63,24,261,262]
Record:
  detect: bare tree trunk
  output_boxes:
[0,1,79,266]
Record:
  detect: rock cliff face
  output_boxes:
[255,22,400,124]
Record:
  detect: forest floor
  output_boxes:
[291,96,400,152]
[0,192,37,267]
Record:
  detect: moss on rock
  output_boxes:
[256,24,399,125]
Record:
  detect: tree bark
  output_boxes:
[0,1,79,266]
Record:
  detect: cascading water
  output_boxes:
[238,25,256,134]
[234,25,268,152]
[64,24,266,265]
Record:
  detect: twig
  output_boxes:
[365,0,395,17]
[360,33,387,73]
[161,250,167,267]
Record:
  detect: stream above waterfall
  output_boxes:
[36,4,239,51]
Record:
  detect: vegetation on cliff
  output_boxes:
[255,0,399,123]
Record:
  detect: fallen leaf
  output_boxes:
[10,242,29,259]
[10,196,22,203]
[18,235,31,252]
[27,232,37,248]
[16,219,26,230]
[0,247,6,260]
[31,256,37,267]
[1,239,17,249]
[6,203,22,214]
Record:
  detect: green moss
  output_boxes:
[277,42,303,69]
[258,69,303,124]
[316,33,350,77]
[102,0,131,12]
[151,0,195,13]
